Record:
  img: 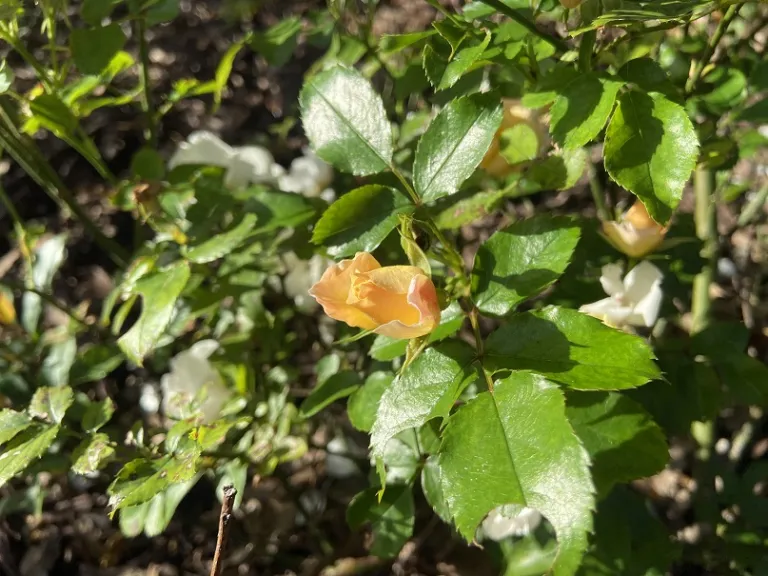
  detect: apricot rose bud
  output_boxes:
[309,252,441,339]
[602,201,668,258]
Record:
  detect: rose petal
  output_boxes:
[599,263,625,297]
[169,131,234,170]
[623,261,663,304]
[580,298,633,326]
[627,280,663,327]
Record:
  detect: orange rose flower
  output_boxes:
[309,252,441,339]
[480,99,550,178]
[602,200,669,258]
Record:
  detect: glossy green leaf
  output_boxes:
[82,0,121,25]
[421,456,452,522]
[0,61,14,93]
[29,386,74,424]
[485,306,660,390]
[247,188,316,232]
[370,341,477,455]
[618,57,679,101]
[425,32,491,91]
[22,234,67,333]
[300,66,392,175]
[70,24,127,75]
[550,73,623,149]
[300,371,361,419]
[379,30,437,54]
[117,261,190,366]
[701,67,747,110]
[472,216,581,316]
[565,392,667,496]
[0,425,60,488]
[347,485,414,559]
[249,17,301,66]
[40,336,77,388]
[144,476,200,537]
[70,344,124,385]
[499,122,539,165]
[604,90,698,223]
[81,397,116,433]
[311,185,413,258]
[185,213,257,264]
[433,189,506,230]
[72,432,115,474]
[348,371,394,432]
[146,0,179,25]
[369,301,465,361]
[0,409,32,445]
[438,373,594,575]
[414,93,503,202]
[131,147,165,180]
[108,455,199,515]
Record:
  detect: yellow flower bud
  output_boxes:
[602,201,668,258]
[0,290,15,325]
[309,252,441,339]
[480,99,550,178]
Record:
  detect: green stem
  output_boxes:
[135,16,156,145]
[691,167,716,334]
[391,165,421,205]
[0,27,54,92]
[685,3,744,95]
[476,0,569,52]
[469,306,494,393]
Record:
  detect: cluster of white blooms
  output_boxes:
[169,131,334,199]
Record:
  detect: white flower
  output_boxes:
[169,131,278,189]
[283,253,328,312]
[161,339,231,424]
[481,505,542,541]
[579,261,664,328]
[278,149,334,198]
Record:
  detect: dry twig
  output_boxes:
[210,485,237,576]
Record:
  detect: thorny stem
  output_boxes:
[477,0,569,53]
[686,3,744,95]
[469,306,494,393]
[210,485,237,576]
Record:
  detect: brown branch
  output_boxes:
[210,485,237,576]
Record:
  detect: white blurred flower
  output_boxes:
[283,253,328,312]
[161,339,231,424]
[325,436,363,479]
[579,261,663,328]
[169,131,278,189]
[139,384,160,415]
[278,149,334,198]
[481,505,542,541]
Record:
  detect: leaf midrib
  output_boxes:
[308,81,390,171]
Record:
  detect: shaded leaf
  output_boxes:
[300,371,361,419]
[348,371,394,432]
[186,213,257,263]
[70,345,124,385]
[0,409,32,445]
[438,373,594,575]
[249,17,301,66]
[472,216,581,316]
[246,188,316,232]
[347,485,414,559]
[485,306,660,390]
[566,392,667,496]
[311,186,413,258]
[604,90,698,223]
[70,24,127,75]
[81,397,116,432]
